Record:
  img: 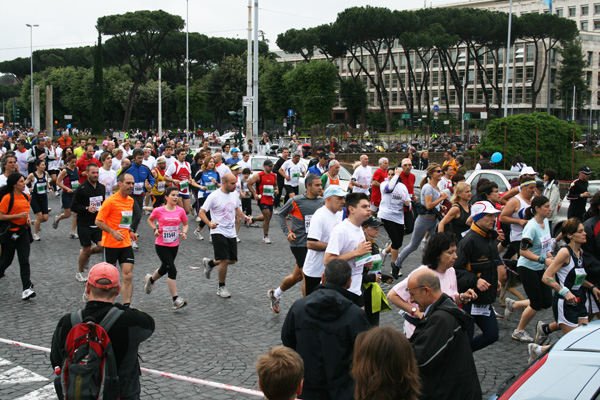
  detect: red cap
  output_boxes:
[87,262,120,290]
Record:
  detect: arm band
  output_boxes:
[558,287,570,297]
[520,238,533,251]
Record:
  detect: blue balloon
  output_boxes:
[491,152,502,163]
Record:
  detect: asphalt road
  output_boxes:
[0,192,557,399]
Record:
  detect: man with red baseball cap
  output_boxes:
[50,263,155,400]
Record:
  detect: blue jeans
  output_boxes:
[463,302,499,352]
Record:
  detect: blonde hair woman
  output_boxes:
[438,182,472,240]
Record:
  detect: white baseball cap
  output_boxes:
[471,201,501,217]
[519,166,538,176]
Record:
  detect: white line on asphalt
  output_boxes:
[0,358,11,366]
[14,383,55,400]
[0,337,264,397]
[0,366,48,385]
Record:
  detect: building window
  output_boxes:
[450,90,456,104]
[476,90,484,103]
[497,68,503,83]
[557,8,564,16]
[587,71,592,84]
[392,92,398,104]
[526,66,534,81]
[432,54,439,68]
[433,72,439,86]
[582,21,590,30]
[589,52,594,66]
[467,89,474,103]
[516,68,524,83]
[527,45,535,62]
[595,20,600,29]
[525,88,532,103]
[569,7,576,16]
[582,5,589,15]
[468,70,475,84]
[595,4,600,14]
[392,74,398,88]
[497,49,504,63]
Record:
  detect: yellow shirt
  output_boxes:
[73,147,85,159]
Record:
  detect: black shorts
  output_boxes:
[62,192,74,209]
[78,225,102,247]
[290,246,308,269]
[30,194,48,214]
[304,275,322,296]
[212,234,237,262]
[284,185,299,195]
[553,291,587,327]
[104,246,135,266]
[382,219,405,250]
[151,194,165,208]
[48,169,60,177]
[259,203,273,212]
[518,266,552,311]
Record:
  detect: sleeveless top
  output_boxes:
[449,203,470,239]
[151,168,166,195]
[509,195,530,242]
[32,172,49,196]
[257,171,277,205]
[64,167,80,191]
[556,247,587,294]
[323,172,340,189]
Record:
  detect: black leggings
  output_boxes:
[518,266,552,311]
[196,197,211,228]
[156,244,179,279]
[382,219,405,250]
[241,198,252,216]
[0,229,32,290]
[131,195,144,233]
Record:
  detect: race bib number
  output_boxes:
[179,179,189,191]
[262,185,274,197]
[355,252,372,268]
[540,235,553,255]
[391,193,404,208]
[71,181,79,190]
[162,225,179,244]
[105,186,113,197]
[36,183,47,194]
[573,267,587,289]
[291,172,301,178]
[118,211,133,229]
[89,196,103,211]
[471,304,491,316]
[133,182,144,195]
[304,214,312,231]
[206,183,216,193]
[157,181,166,192]
[370,253,382,273]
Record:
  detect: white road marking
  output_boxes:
[14,383,55,400]
[0,366,48,385]
[0,358,11,366]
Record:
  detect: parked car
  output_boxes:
[464,169,522,197]
[552,179,600,236]
[489,320,600,400]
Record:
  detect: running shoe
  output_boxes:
[203,257,214,279]
[391,262,401,280]
[173,297,188,310]
[143,210,151,215]
[535,321,548,345]
[216,286,231,298]
[52,216,59,229]
[54,191,61,197]
[421,237,428,250]
[262,236,272,244]
[209,235,212,243]
[75,272,87,282]
[236,237,241,243]
[195,216,201,222]
[22,286,36,300]
[194,230,204,241]
[380,244,390,264]
[512,329,534,343]
[70,232,79,239]
[144,274,153,294]
[132,241,139,250]
[267,290,280,314]
[527,343,541,364]
[504,297,515,320]
[48,207,52,213]
[32,233,40,241]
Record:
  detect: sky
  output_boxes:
[0,0,461,64]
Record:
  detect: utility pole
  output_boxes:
[253,0,259,145]
[246,0,253,150]
[26,23,39,130]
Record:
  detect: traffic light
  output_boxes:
[235,110,244,128]
[14,108,20,119]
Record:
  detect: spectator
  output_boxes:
[475,150,493,170]
[567,166,593,220]
[255,346,304,400]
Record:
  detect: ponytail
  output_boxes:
[524,195,549,220]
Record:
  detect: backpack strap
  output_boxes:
[99,307,124,332]
[70,310,84,327]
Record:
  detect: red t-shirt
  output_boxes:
[76,155,102,183]
[371,168,387,204]
[400,172,416,196]
[257,171,277,206]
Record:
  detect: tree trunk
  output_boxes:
[121,79,141,131]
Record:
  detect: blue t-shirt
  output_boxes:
[226,157,241,165]
[195,170,221,198]
[517,218,552,271]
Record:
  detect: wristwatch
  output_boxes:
[410,307,417,316]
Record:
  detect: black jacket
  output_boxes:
[281,283,370,400]
[583,215,600,285]
[410,294,481,400]
[50,301,155,400]
[454,223,500,305]
[70,181,106,227]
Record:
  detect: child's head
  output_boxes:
[256,346,304,400]
[242,168,251,179]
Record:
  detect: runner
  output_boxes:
[24,160,52,241]
[0,173,35,300]
[349,155,371,195]
[149,156,167,210]
[165,148,192,214]
[70,164,106,282]
[240,168,253,218]
[237,151,252,171]
[320,160,341,190]
[98,152,118,198]
[190,156,221,241]
[48,138,62,193]
[247,159,279,244]
[370,157,389,215]
[95,173,137,307]
[54,155,79,238]
[273,148,289,208]
[14,139,29,177]
[307,152,329,177]
[144,186,189,310]
[324,192,373,305]
[200,173,253,298]
[438,182,472,241]
[267,174,324,313]
[499,177,536,261]
[279,152,306,204]
[75,144,101,184]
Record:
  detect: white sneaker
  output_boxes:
[209,235,212,243]
[194,230,204,241]
[143,210,151,215]
[144,274,153,294]
[173,297,188,310]
[75,272,87,282]
[421,238,428,250]
[32,233,40,241]
[70,232,79,239]
[262,236,272,244]
[52,216,59,229]
[203,257,214,279]
[236,237,241,243]
[528,343,542,364]
[512,329,534,343]
[22,287,36,300]
[195,216,201,222]
[132,241,139,250]
[54,191,61,197]
[504,297,515,320]
[216,286,231,298]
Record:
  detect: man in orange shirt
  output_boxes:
[95,173,137,306]
[57,130,72,149]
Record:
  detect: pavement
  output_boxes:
[0,193,557,399]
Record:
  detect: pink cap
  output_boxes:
[87,262,120,290]
[102,140,109,146]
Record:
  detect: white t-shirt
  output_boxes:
[201,189,241,238]
[142,156,156,170]
[111,157,122,172]
[379,178,410,225]
[15,150,28,177]
[351,165,372,194]
[325,218,368,296]
[237,159,252,171]
[49,147,63,171]
[0,174,30,194]
[438,177,453,196]
[281,159,306,187]
[163,155,175,171]
[303,205,343,278]
[99,168,118,197]
[216,163,231,180]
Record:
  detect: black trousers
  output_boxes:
[0,229,32,290]
[131,195,145,233]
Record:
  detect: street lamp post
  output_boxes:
[503,0,514,117]
[26,23,39,130]
[186,0,189,137]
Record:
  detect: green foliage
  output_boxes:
[259,59,293,120]
[340,78,366,126]
[284,60,337,127]
[557,39,589,111]
[482,112,581,179]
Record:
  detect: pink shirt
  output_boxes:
[149,206,188,247]
[392,265,460,338]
